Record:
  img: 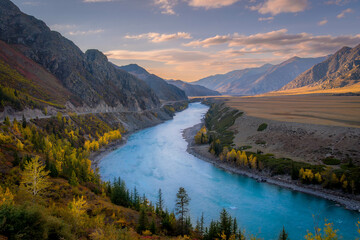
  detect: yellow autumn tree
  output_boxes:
[69,195,88,225]
[305,222,338,240]
[314,172,322,183]
[20,156,51,197]
[249,155,257,169]
[226,149,237,162]
[0,186,14,205]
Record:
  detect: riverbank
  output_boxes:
[183,122,360,212]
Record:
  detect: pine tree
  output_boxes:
[69,170,79,186]
[150,218,157,234]
[22,115,27,128]
[156,188,164,215]
[175,187,190,235]
[20,156,51,197]
[278,226,289,240]
[137,208,148,233]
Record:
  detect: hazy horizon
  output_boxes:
[11,0,360,82]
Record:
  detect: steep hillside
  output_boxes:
[282,44,360,90]
[167,79,221,96]
[119,64,187,101]
[0,0,160,111]
[195,56,325,95]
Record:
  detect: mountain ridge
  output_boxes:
[194,56,326,95]
[0,0,160,111]
[118,64,188,101]
[282,44,360,90]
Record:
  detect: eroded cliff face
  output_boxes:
[0,0,160,111]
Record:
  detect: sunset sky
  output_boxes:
[11,0,360,81]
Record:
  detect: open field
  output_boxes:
[203,94,360,164]
[218,94,360,128]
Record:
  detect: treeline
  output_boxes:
[107,177,358,240]
[1,112,122,189]
[196,102,360,194]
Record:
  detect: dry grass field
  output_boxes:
[219,94,360,128]
[203,93,360,164]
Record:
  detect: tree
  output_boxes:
[22,115,27,128]
[20,156,51,197]
[156,188,164,215]
[69,170,79,186]
[137,208,148,233]
[305,222,338,240]
[278,226,289,240]
[175,187,190,235]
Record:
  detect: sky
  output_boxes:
[12,0,360,82]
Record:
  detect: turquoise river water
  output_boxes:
[100,102,359,239]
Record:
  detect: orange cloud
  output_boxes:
[250,0,308,15]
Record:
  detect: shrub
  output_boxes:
[257,123,268,131]
[0,204,46,240]
[322,158,341,165]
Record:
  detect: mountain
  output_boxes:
[195,64,273,94]
[167,80,221,96]
[195,56,326,95]
[282,44,360,90]
[118,64,187,101]
[0,0,160,111]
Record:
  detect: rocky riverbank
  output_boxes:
[183,122,360,212]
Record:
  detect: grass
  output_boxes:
[204,102,243,147]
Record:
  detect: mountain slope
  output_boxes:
[194,64,273,94]
[282,44,360,90]
[167,79,221,96]
[0,0,160,111]
[195,56,325,95]
[119,64,187,101]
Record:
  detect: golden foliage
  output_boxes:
[0,186,14,205]
[20,156,51,197]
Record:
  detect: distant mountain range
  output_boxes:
[282,44,360,91]
[194,56,327,95]
[167,80,221,96]
[118,64,187,101]
[0,0,163,111]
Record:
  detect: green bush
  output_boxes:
[257,123,268,131]
[0,204,46,240]
[322,158,341,165]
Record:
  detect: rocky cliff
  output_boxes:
[0,0,160,111]
[282,44,360,90]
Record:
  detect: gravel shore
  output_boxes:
[182,122,360,212]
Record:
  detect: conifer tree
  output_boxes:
[278,226,289,240]
[175,187,190,235]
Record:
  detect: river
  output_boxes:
[100,102,359,239]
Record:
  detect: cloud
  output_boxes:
[125,32,192,42]
[83,0,114,2]
[185,29,360,57]
[105,48,280,81]
[250,0,308,15]
[258,16,274,21]
[154,0,177,15]
[22,1,41,6]
[318,19,328,26]
[105,48,209,64]
[185,0,240,9]
[337,8,354,18]
[325,0,350,5]
[50,24,77,31]
[68,29,104,36]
